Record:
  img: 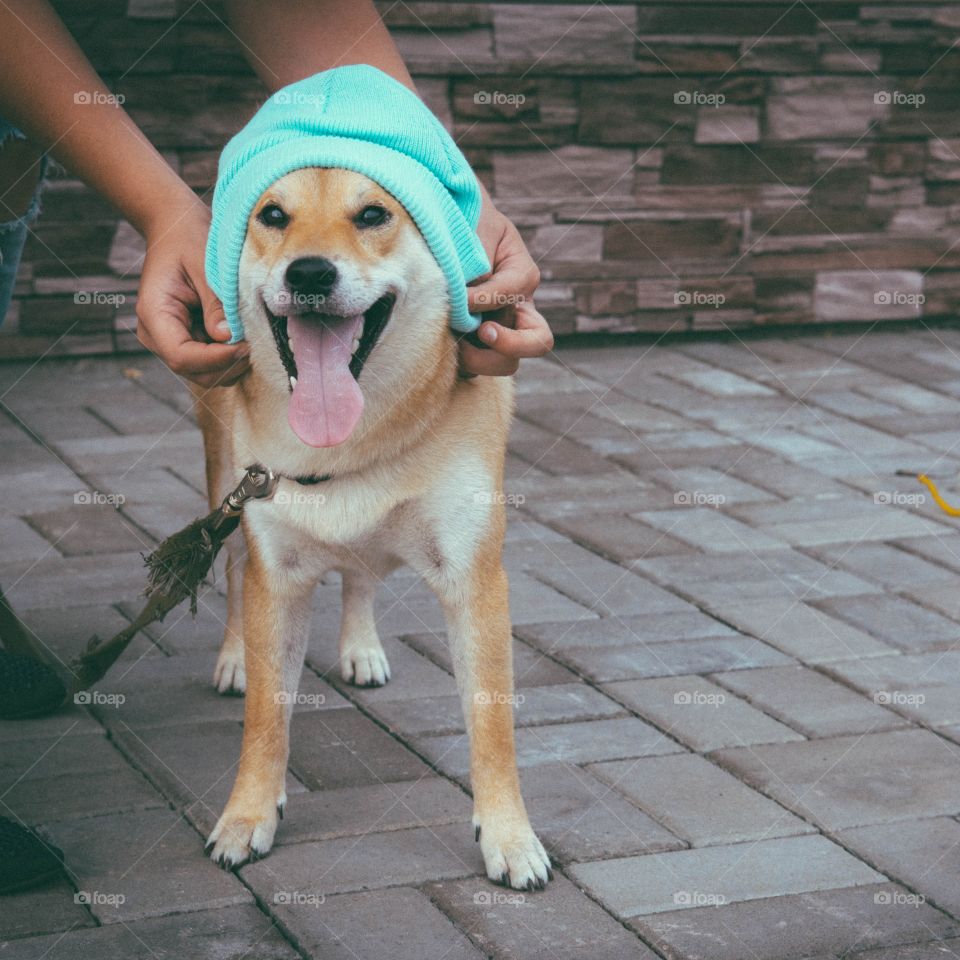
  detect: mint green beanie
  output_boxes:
[206,65,490,342]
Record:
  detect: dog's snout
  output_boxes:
[286,257,338,297]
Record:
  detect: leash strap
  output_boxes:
[68,464,279,693]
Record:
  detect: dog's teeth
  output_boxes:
[289,375,297,389]
[351,336,361,354]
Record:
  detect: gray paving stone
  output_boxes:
[569,834,882,919]
[242,822,479,896]
[0,704,103,744]
[426,873,659,960]
[816,594,960,652]
[603,675,804,751]
[14,602,161,672]
[370,682,625,738]
[590,753,814,847]
[806,541,956,590]
[93,651,347,727]
[518,762,683,863]
[308,637,458,702]
[839,818,960,919]
[269,887,484,960]
[404,631,578,687]
[824,650,960,694]
[715,728,960,830]
[6,767,164,826]
[705,598,896,662]
[289,709,433,790]
[0,732,128,787]
[110,719,306,818]
[895,534,960,575]
[630,883,960,960]
[41,808,251,923]
[517,610,736,653]
[902,582,960,623]
[0,904,299,959]
[23,504,148,557]
[633,548,875,602]
[545,512,693,563]
[635,508,791,553]
[713,664,907,738]
[416,717,682,781]
[551,635,793,684]
[0,879,95,942]
[188,777,468,842]
[850,941,960,960]
[0,552,155,611]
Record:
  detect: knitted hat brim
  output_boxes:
[206,136,491,343]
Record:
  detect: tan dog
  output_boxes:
[192,167,551,890]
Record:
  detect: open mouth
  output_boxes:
[267,293,395,389]
[265,294,395,448]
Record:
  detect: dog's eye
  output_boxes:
[355,205,390,228]
[258,204,289,229]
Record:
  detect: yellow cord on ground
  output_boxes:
[918,473,960,517]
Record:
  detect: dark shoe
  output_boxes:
[0,649,66,720]
[0,816,64,894]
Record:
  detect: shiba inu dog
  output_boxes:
[193,167,552,890]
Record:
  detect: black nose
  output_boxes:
[286,257,338,297]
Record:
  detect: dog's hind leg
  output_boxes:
[192,385,248,695]
[213,539,247,694]
[441,548,551,891]
[338,567,391,687]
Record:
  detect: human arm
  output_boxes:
[0,0,248,385]
[225,0,553,375]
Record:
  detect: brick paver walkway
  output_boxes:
[4,329,960,958]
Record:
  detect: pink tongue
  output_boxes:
[286,312,364,447]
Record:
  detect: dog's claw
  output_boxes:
[498,871,509,887]
[475,824,481,842]
[277,804,285,821]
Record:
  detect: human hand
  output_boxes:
[136,197,249,388]
[461,204,553,377]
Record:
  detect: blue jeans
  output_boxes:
[0,118,47,325]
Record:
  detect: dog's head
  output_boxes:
[237,167,450,448]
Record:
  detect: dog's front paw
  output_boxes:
[475,812,552,891]
[213,645,246,695]
[340,645,391,687]
[206,793,284,868]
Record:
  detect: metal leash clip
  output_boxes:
[223,464,279,516]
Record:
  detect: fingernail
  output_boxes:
[215,320,231,336]
[480,324,497,343]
